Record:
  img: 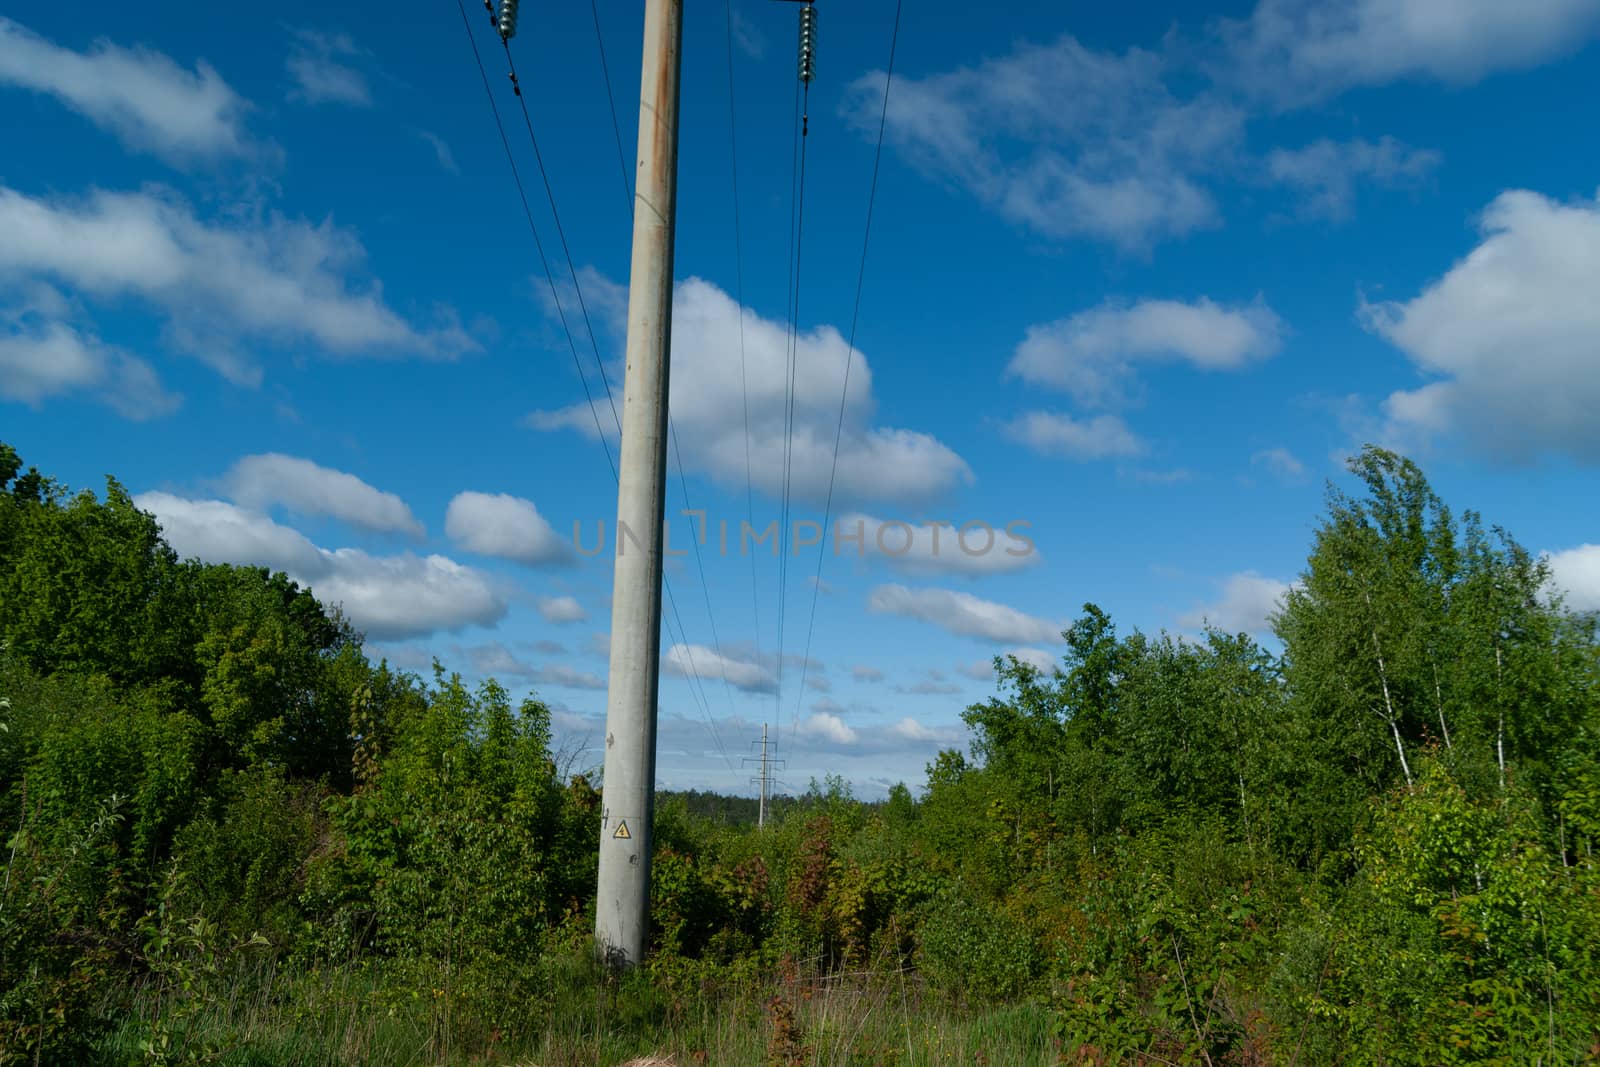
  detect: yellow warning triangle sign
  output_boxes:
[613,819,631,840]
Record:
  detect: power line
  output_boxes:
[774,58,812,753]
[455,0,733,772]
[789,0,904,745]
[454,0,614,480]
[495,27,739,759]
[588,0,634,213]
[725,0,764,699]
[500,38,623,437]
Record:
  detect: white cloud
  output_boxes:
[445,491,572,565]
[1251,447,1306,481]
[1218,0,1600,102]
[1179,571,1294,634]
[134,492,507,639]
[536,595,587,624]
[134,491,326,574]
[0,185,474,386]
[663,644,777,694]
[0,17,254,164]
[530,277,970,506]
[844,36,1244,249]
[797,712,858,745]
[837,514,1041,578]
[1546,544,1600,613]
[286,30,370,107]
[1367,189,1600,462]
[0,289,179,419]
[958,646,1059,681]
[867,584,1065,645]
[889,717,962,744]
[1004,412,1146,461]
[852,665,885,683]
[1266,136,1439,219]
[1006,647,1060,674]
[1007,298,1284,407]
[224,453,422,536]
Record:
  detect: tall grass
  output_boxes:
[90,950,1058,1066]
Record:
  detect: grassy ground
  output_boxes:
[87,956,1059,1066]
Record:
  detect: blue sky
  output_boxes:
[4,0,1600,798]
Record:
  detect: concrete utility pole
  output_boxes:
[594,0,684,969]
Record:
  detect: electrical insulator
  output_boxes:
[798,3,816,84]
[497,0,520,40]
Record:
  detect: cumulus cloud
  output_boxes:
[536,595,587,624]
[445,491,572,565]
[224,453,422,536]
[843,7,1529,249]
[1367,188,1600,462]
[1004,412,1145,461]
[664,644,777,694]
[868,584,1066,645]
[529,277,970,506]
[1266,136,1439,220]
[852,665,886,683]
[0,17,255,164]
[1546,544,1600,613]
[844,36,1242,248]
[286,30,370,107]
[1217,0,1600,103]
[837,514,1041,578]
[134,492,506,639]
[889,717,963,744]
[957,646,1060,681]
[0,288,179,418]
[1007,297,1284,407]
[0,185,474,386]
[1179,571,1294,635]
[797,711,858,745]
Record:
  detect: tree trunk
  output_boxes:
[1431,659,1452,751]
[1495,643,1506,790]
[1364,590,1413,787]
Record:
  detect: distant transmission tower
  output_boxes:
[743,724,786,827]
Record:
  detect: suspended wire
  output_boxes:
[725,0,764,705]
[500,38,623,438]
[454,0,614,480]
[588,0,634,212]
[773,67,812,753]
[455,0,734,772]
[789,0,904,746]
[673,432,740,718]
